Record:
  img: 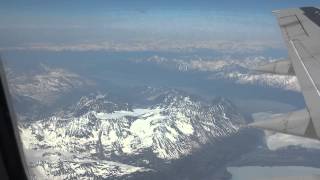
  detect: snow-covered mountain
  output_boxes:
[19,89,246,179]
[6,64,94,105]
[134,55,300,91]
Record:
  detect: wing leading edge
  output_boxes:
[250,7,320,140]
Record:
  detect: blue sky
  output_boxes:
[0,0,319,51]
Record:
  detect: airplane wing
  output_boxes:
[250,7,320,140]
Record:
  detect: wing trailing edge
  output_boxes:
[249,7,320,140]
[249,109,319,139]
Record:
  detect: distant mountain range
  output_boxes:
[134,55,299,91]
[6,64,94,104]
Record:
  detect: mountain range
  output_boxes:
[19,88,248,179]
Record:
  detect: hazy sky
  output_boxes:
[0,0,319,50]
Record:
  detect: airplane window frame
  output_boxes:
[0,58,29,180]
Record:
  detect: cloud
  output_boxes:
[0,40,283,53]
